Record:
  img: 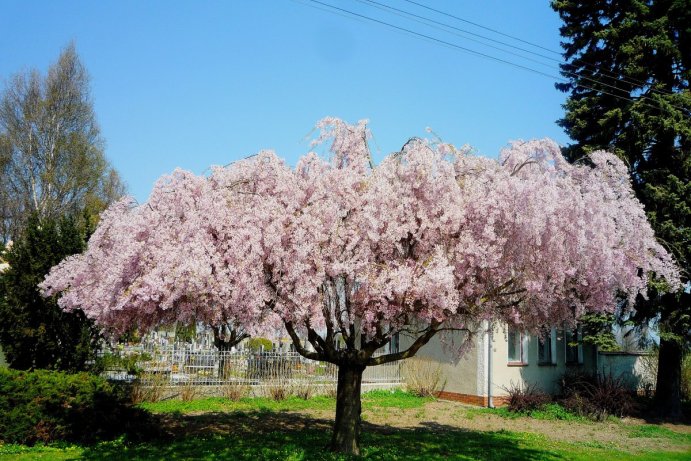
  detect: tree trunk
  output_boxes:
[217,340,233,379]
[655,336,683,419]
[331,363,365,455]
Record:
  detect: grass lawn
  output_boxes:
[1,390,689,460]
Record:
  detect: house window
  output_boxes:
[507,328,527,364]
[389,333,400,354]
[538,327,557,365]
[564,327,583,364]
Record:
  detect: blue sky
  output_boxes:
[1,0,570,203]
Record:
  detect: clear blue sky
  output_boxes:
[1,0,570,203]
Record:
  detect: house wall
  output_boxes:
[400,324,654,405]
[490,326,597,396]
[399,330,480,402]
[597,351,656,393]
[399,324,601,405]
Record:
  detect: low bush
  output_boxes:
[179,381,199,402]
[96,351,153,376]
[559,370,635,420]
[0,368,154,445]
[130,372,168,404]
[222,380,250,401]
[402,357,446,397]
[292,380,315,400]
[246,337,273,353]
[502,382,551,413]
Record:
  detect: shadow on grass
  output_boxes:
[632,397,691,426]
[77,411,562,460]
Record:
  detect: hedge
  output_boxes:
[0,368,154,444]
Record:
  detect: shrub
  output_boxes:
[402,357,445,398]
[292,379,315,400]
[246,337,273,353]
[97,351,153,376]
[559,370,635,420]
[222,380,250,401]
[266,380,289,401]
[502,382,551,413]
[179,381,199,402]
[325,384,338,399]
[130,372,168,404]
[0,368,154,445]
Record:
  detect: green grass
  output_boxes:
[2,427,688,461]
[628,424,691,443]
[361,389,433,409]
[0,443,82,460]
[465,403,588,422]
[138,389,430,414]
[2,392,689,460]
[138,395,335,414]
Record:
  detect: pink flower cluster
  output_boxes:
[41,119,679,348]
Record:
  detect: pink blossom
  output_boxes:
[42,118,679,359]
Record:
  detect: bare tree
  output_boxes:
[0,43,125,242]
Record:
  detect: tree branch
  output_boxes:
[366,320,440,366]
[284,321,322,361]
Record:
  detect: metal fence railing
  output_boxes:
[102,349,402,387]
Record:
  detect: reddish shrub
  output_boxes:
[503,382,551,413]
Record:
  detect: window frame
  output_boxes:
[564,326,584,365]
[538,327,557,366]
[507,328,528,366]
[389,332,400,354]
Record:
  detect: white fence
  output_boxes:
[103,349,402,388]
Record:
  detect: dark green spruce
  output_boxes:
[552,0,690,418]
[0,214,101,371]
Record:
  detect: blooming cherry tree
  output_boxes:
[42,119,678,455]
[40,169,270,350]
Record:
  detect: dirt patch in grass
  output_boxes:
[151,397,691,456]
[259,401,691,454]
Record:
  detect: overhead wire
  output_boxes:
[400,0,682,98]
[355,0,563,71]
[357,0,681,105]
[402,0,563,55]
[361,0,686,106]
[301,0,686,116]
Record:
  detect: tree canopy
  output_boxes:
[0,43,125,243]
[41,119,678,453]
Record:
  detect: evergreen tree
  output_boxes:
[552,0,691,418]
[0,214,101,371]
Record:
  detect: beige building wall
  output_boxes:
[399,329,482,402]
[400,323,599,405]
[489,326,595,397]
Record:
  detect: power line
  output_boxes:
[304,0,562,80]
[400,0,680,98]
[357,0,674,103]
[402,0,562,55]
[356,0,561,70]
[301,0,685,115]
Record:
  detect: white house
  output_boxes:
[401,323,652,406]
